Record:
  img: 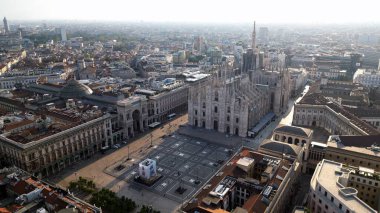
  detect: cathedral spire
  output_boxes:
[252,21,256,50]
[251,21,257,72]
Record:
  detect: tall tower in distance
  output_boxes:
[3,17,9,34]
[252,21,256,51]
[251,21,257,72]
[61,28,67,42]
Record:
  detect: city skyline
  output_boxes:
[1,0,380,24]
[0,2,380,212]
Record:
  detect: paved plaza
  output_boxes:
[104,134,237,203]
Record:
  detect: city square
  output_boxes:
[104,133,237,203]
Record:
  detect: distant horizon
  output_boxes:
[3,19,380,26]
[1,0,380,25]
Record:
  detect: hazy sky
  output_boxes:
[1,0,379,24]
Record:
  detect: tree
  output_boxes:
[90,188,136,213]
[138,205,160,213]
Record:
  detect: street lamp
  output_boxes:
[126,145,130,161]
[149,133,153,147]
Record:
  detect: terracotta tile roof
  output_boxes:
[299,93,379,135]
[0,207,12,213]
[3,119,35,131]
[344,106,380,118]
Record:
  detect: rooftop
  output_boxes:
[1,101,104,145]
[326,135,380,158]
[274,125,313,138]
[60,79,93,98]
[298,93,379,135]
[344,106,380,118]
[117,95,147,107]
[311,159,376,213]
[183,148,293,213]
[259,139,303,157]
[0,166,101,213]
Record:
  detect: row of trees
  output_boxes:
[68,177,160,213]
[138,205,161,213]
[90,188,136,213]
[68,176,96,194]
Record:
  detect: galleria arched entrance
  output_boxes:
[132,110,141,133]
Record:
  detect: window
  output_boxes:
[346,210,350,213]
[214,106,218,113]
[227,116,230,122]
[236,118,239,123]
[319,199,322,204]
[339,204,342,209]
[203,112,205,117]
[195,110,198,115]
[319,186,321,192]
[324,191,327,197]
[202,102,206,108]
[330,197,334,202]
[325,205,328,210]
[227,107,231,113]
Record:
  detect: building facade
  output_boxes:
[272,125,313,162]
[292,93,379,136]
[325,135,380,172]
[0,113,113,177]
[188,68,270,137]
[252,68,291,115]
[309,159,377,213]
[353,69,380,88]
[117,84,188,138]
